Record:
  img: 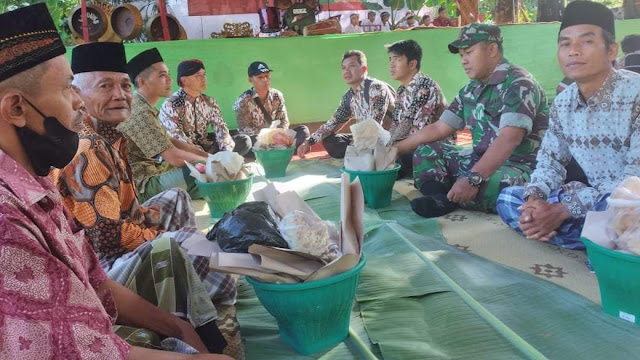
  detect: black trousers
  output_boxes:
[321,133,353,159]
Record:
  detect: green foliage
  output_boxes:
[363,2,385,10]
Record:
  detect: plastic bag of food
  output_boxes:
[254,120,297,150]
[351,118,391,150]
[278,210,341,262]
[608,177,640,236]
[344,146,374,171]
[206,201,289,253]
[204,151,249,182]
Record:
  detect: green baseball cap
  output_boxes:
[448,23,503,54]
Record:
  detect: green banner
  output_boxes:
[69,20,639,129]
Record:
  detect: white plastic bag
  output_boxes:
[254,120,297,150]
[350,118,391,150]
[607,177,640,254]
[278,211,341,262]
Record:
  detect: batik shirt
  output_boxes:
[524,69,640,218]
[118,92,174,194]
[234,87,289,136]
[308,77,396,145]
[390,72,448,142]
[160,88,235,152]
[0,151,130,359]
[441,59,549,168]
[55,116,163,262]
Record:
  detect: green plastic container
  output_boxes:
[342,164,401,209]
[195,174,254,219]
[583,237,640,324]
[254,148,295,178]
[246,255,366,355]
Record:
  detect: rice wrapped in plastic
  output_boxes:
[254,120,297,150]
[278,211,341,262]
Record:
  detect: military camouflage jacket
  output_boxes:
[441,59,549,167]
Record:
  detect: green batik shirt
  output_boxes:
[117,92,174,194]
[440,59,549,168]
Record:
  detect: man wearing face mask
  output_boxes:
[297,50,396,159]
[0,4,232,360]
[54,44,236,354]
[395,23,548,218]
[233,61,310,154]
[160,59,251,157]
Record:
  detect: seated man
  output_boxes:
[615,34,640,70]
[58,43,236,352]
[432,7,455,27]
[497,1,640,249]
[118,58,211,203]
[298,50,396,159]
[233,61,309,153]
[0,5,230,359]
[343,13,363,33]
[395,23,549,218]
[381,12,392,31]
[160,59,251,156]
[387,40,448,178]
[397,15,417,29]
[361,10,380,32]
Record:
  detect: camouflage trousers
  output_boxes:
[413,142,534,212]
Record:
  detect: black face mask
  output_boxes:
[16,97,80,176]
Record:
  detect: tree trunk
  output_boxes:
[623,0,640,19]
[495,0,516,23]
[537,0,562,22]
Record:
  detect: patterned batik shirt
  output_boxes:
[441,59,549,168]
[234,87,289,136]
[0,151,130,359]
[54,116,163,262]
[160,88,235,152]
[117,92,174,194]
[524,69,640,218]
[390,72,448,143]
[308,77,396,145]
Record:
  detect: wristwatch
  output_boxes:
[466,172,484,187]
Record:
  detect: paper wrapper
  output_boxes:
[186,151,250,183]
[181,175,365,283]
[344,146,374,171]
[344,143,397,171]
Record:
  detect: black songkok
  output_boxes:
[71,42,127,75]
[0,3,66,82]
[560,1,615,38]
[177,59,205,86]
[126,48,164,83]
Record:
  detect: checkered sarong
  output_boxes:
[496,185,609,250]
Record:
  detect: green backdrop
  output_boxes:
[70,20,639,129]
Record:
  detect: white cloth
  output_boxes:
[343,24,363,33]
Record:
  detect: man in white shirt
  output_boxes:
[362,11,381,32]
[381,12,392,31]
[343,13,363,34]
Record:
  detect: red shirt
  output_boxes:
[433,16,454,26]
[0,150,130,359]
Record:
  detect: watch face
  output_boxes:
[468,173,483,186]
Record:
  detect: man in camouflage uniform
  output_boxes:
[395,23,549,218]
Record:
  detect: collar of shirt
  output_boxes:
[134,91,159,117]
[0,150,54,207]
[397,72,423,96]
[573,68,619,110]
[81,116,125,146]
[350,77,369,97]
[250,87,276,103]
[470,58,510,97]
